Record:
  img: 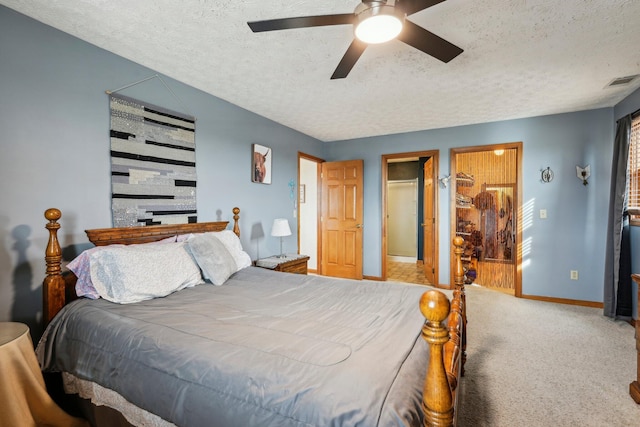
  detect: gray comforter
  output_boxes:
[37,267,429,427]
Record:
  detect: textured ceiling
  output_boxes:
[2,0,640,142]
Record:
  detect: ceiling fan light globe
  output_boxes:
[355,16,402,44]
[354,4,403,44]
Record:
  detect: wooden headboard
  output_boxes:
[43,207,242,325]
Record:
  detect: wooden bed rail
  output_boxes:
[43,208,241,325]
[421,236,466,426]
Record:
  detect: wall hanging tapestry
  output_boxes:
[109,94,197,226]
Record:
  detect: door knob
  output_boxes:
[356,224,363,228]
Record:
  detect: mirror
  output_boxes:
[477,183,515,263]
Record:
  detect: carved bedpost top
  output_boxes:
[420,290,451,326]
[45,208,62,222]
[44,208,62,269]
[452,235,465,251]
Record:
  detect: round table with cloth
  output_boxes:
[0,322,88,427]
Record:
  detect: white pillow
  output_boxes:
[211,230,252,270]
[187,233,237,285]
[89,242,203,304]
[69,236,177,300]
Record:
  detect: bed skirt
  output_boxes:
[62,373,175,427]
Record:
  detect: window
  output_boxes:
[629,114,640,225]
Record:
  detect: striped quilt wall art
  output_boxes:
[109,94,197,226]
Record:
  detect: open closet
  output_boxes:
[451,144,522,295]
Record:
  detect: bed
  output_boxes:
[37,207,467,427]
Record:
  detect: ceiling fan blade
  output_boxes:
[248,14,354,32]
[330,40,368,80]
[396,0,445,16]
[397,20,463,63]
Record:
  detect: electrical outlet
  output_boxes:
[540,209,547,219]
[570,270,578,280]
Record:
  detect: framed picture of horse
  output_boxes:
[252,143,272,184]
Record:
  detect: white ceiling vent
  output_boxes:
[606,75,640,87]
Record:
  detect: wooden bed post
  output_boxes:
[421,237,467,426]
[232,207,240,237]
[421,290,453,426]
[452,236,467,375]
[43,208,65,326]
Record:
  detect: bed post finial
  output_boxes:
[420,290,454,427]
[232,207,240,237]
[43,208,65,325]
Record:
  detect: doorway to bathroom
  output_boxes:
[382,150,439,286]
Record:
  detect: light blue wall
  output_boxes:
[324,109,615,303]
[2,5,639,333]
[0,6,323,333]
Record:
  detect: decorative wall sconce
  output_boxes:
[540,167,554,183]
[439,174,452,188]
[576,165,590,186]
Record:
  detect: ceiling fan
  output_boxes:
[247,0,463,79]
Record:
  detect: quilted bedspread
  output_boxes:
[37,267,429,427]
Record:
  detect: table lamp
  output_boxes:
[271,218,291,258]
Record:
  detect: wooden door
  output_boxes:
[422,157,436,283]
[320,160,364,279]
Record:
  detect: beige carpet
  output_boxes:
[455,285,638,426]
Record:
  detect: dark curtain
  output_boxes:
[617,213,633,317]
[604,115,632,318]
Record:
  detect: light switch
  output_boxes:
[539,209,547,219]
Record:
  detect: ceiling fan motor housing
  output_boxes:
[355,0,405,19]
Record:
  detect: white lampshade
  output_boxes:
[271,218,291,237]
[271,218,291,258]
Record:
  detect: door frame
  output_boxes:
[450,142,523,296]
[381,150,439,283]
[297,152,324,274]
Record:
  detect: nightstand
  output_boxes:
[255,254,310,274]
[0,322,88,426]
